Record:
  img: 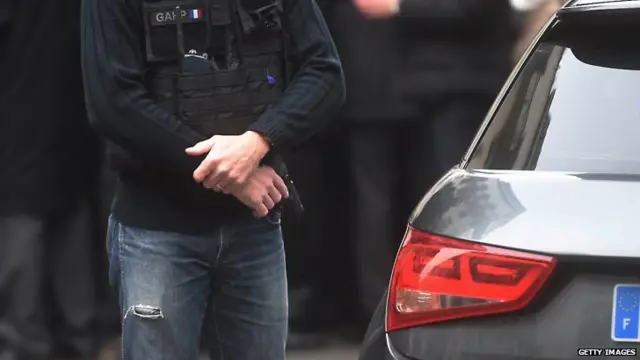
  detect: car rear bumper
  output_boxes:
[359,326,408,360]
[362,274,640,360]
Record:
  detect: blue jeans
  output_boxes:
[106,213,288,360]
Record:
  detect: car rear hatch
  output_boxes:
[384,5,640,359]
[387,169,640,360]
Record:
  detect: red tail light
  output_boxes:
[387,227,556,332]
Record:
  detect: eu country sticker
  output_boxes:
[612,284,640,342]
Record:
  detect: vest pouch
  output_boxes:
[143,0,231,62]
[240,0,276,12]
[163,66,282,136]
[182,112,261,136]
[237,0,283,36]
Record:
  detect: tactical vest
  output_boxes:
[112,0,303,216]
[143,0,290,137]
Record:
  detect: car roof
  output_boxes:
[572,0,626,5]
[565,0,640,10]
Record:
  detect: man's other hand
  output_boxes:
[226,166,290,218]
[354,0,399,17]
[185,131,270,191]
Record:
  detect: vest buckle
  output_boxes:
[251,3,280,31]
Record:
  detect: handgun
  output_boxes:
[283,171,304,218]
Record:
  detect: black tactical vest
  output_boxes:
[112,0,303,216]
[143,0,289,137]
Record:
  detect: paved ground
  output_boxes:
[288,345,360,360]
[98,338,361,360]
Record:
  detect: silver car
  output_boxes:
[359,0,640,359]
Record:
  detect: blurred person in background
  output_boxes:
[95,158,122,359]
[282,128,357,348]
[325,0,418,322]
[0,0,102,359]
[279,0,368,348]
[351,0,516,317]
[511,0,565,62]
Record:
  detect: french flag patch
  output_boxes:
[190,9,204,20]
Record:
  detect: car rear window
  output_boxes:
[467,14,640,174]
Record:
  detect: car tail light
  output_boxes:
[387,227,556,332]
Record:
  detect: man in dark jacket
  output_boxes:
[80,0,344,358]
[351,0,515,316]
[0,0,102,359]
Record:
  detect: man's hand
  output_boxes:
[226,166,290,218]
[353,0,399,18]
[185,131,270,192]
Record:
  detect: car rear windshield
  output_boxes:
[467,12,640,174]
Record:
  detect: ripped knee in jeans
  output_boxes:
[124,304,164,320]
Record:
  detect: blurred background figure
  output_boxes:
[281,0,357,342]
[348,0,517,317]
[0,0,102,359]
[282,0,405,347]
[511,0,566,62]
[327,0,417,319]
[281,131,357,349]
[95,162,121,359]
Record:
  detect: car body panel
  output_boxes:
[564,0,640,12]
[392,169,640,359]
[360,166,640,360]
[388,273,640,359]
[410,168,640,258]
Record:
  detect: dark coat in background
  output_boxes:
[0,0,102,217]
[326,0,418,123]
[337,0,518,317]
[0,2,103,357]
[394,0,516,102]
[325,0,516,121]
[0,0,12,26]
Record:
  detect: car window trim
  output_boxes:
[460,15,559,168]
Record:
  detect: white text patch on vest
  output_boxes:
[150,8,205,26]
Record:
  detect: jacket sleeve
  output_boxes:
[398,0,510,23]
[247,0,346,151]
[80,0,207,175]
